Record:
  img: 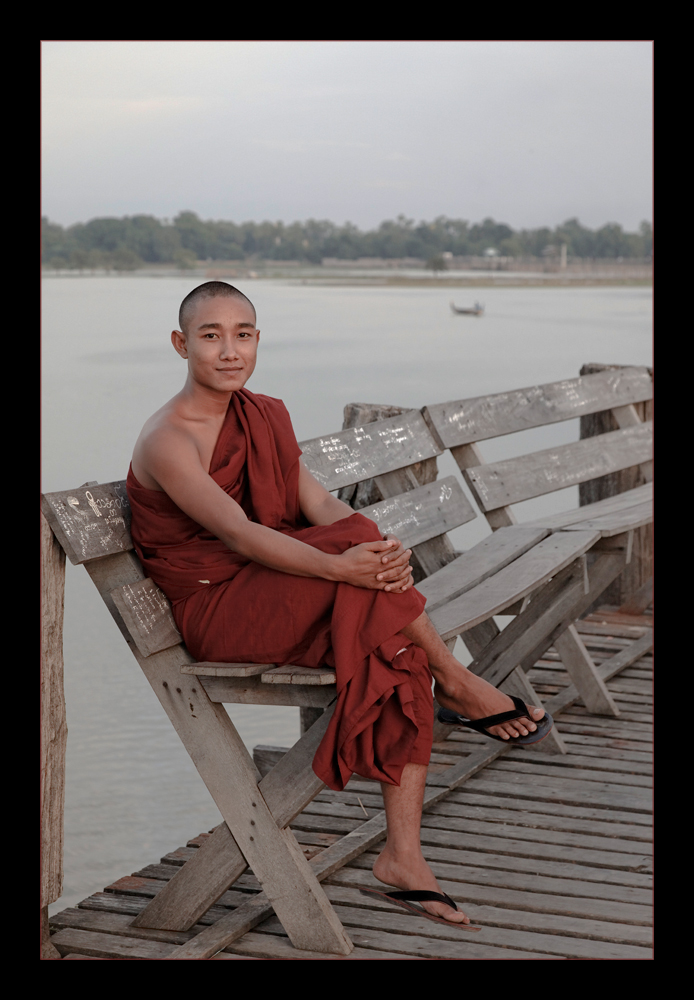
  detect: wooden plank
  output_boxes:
[322,883,651,946]
[422,367,652,447]
[328,866,651,924]
[526,484,652,532]
[40,514,66,911]
[427,794,652,842]
[262,664,337,686]
[561,502,652,536]
[320,904,649,959]
[41,481,132,565]
[182,662,276,677]
[372,465,459,577]
[111,578,182,657]
[299,410,442,492]
[464,422,652,512]
[428,531,599,643]
[465,772,651,814]
[200,674,336,707]
[417,525,549,612]
[50,926,178,960]
[357,476,476,547]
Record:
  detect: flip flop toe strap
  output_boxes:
[386,889,459,911]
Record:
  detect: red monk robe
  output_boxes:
[126,388,433,791]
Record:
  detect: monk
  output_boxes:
[127,281,547,925]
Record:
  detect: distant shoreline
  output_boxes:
[41,267,652,289]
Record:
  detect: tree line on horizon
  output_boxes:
[41,212,653,271]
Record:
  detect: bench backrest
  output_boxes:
[422,366,652,529]
[41,409,476,662]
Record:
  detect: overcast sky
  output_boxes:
[42,41,652,232]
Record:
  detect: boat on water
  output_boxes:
[450,301,484,316]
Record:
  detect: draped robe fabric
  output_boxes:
[126,389,433,791]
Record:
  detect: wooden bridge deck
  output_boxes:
[49,607,653,960]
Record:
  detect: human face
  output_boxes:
[172,296,260,395]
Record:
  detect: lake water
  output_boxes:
[42,276,652,914]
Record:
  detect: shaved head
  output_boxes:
[179,281,256,334]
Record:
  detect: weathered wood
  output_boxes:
[464,423,652,512]
[262,664,336,686]
[329,865,651,924]
[619,578,653,615]
[200,674,336,707]
[41,481,132,565]
[337,402,440,509]
[182,661,276,677]
[514,552,630,678]
[41,513,67,919]
[544,629,653,718]
[526,484,652,532]
[469,552,627,689]
[562,502,652,537]
[554,625,620,716]
[332,402,457,583]
[579,363,653,606]
[357,476,476,549]
[110,577,182,657]
[134,705,335,931]
[81,551,352,954]
[416,526,549,613]
[299,410,442,493]
[422,367,652,447]
[428,531,600,643]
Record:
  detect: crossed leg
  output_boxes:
[402,611,546,740]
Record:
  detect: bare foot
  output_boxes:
[372,846,470,924]
[434,670,546,741]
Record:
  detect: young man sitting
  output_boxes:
[127,281,548,925]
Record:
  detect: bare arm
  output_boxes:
[137,428,412,590]
[297,461,414,592]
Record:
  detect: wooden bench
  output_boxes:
[421,364,652,718]
[40,370,652,958]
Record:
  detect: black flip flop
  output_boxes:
[437,695,553,745]
[359,888,481,929]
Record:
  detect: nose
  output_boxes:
[219,335,239,360]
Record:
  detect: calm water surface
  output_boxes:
[42,277,652,913]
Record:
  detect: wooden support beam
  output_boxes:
[133,703,335,932]
[553,625,620,717]
[41,513,67,960]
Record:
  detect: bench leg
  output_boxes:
[132,665,351,954]
[554,625,620,716]
[133,701,335,933]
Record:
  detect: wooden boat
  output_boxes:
[450,301,484,316]
[451,302,484,316]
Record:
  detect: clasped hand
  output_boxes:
[337,534,414,592]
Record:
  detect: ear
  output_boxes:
[171,329,188,358]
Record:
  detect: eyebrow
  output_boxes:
[197,321,256,331]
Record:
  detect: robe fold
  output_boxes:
[126,389,433,791]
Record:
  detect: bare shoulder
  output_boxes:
[131,399,202,491]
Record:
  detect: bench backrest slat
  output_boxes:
[465,422,652,511]
[423,367,652,448]
[356,476,475,548]
[41,482,132,565]
[299,410,442,492]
